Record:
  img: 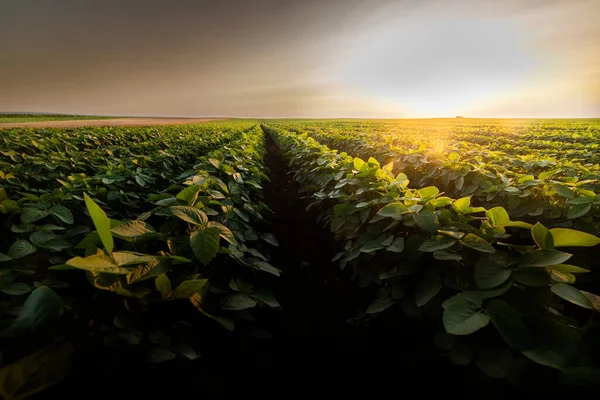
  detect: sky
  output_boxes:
[0,0,598,118]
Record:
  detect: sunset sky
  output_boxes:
[1,0,598,118]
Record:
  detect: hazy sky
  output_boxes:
[1,0,598,117]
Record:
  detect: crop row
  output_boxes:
[0,122,280,395]
[264,123,600,384]
[269,120,600,233]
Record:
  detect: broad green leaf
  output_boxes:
[486,207,510,227]
[0,253,11,262]
[581,291,600,311]
[442,291,483,309]
[551,284,594,309]
[170,205,208,225]
[20,208,50,224]
[360,240,385,253]
[39,239,72,251]
[250,290,281,308]
[260,233,279,246]
[531,222,554,249]
[386,237,405,252]
[7,240,36,259]
[0,282,31,296]
[521,249,572,267]
[418,235,455,252]
[155,274,172,298]
[366,296,394,314]
[1,287,63,336]
[433,250,462,260]
[505,221,533,229]
[417,186,439,199]
[111,220,156,238]
[173,279,208,299]
[176,185,201,205]
[474,259,512,289]
[126,258,170,284]
[549,228,600,247]
[523,349,566,370]
[552,264,590,274]
[84,193,113,253]
[221,292,257,311]
[190,227,220,265]
[377,202,408,218]
[568,203,591,219]
[413,210,439,234]
[111,252,156,266]
[553,185,574,199]
[443,301,490,335]
[251,260,281,276]
[487,300,531,350]
[415,279,442,307]
[66,254,132,274]
[461,234,495,253]
[353,157,365,171]
[30,230,55,245]
[50,205,74,224]
[512,268,550,287]
[452,197,470,213]
[190,292,234,331]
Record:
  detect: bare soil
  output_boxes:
[0,117,226,129]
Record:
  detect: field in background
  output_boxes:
[1,118,599,396]
[0,114,120,123]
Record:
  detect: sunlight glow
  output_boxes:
[337,15,536,117]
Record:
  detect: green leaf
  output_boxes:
[568,203,591,219]
[20,208,50,224]
[552,264,590,274]
[366,296,394,314]
[443,301,489,335]
[7,240,36,259]
[418,235,455,252]
[0,253,11,262]
[549,228,600,247]
[413,210,439,234]
[551,284,594,309]
[221,292,257,311]
[127,258,170,284]
[1,287,63,336]
[250,290,281,308]
[486,207,510,227]
[111,220,156,238]
[170,205,208,225]
[176,185,201,205]
[66,254,132,274]
[30,230,55,245]
[433,250,462,260]
[155,274,172,298]
[190,293,234,331]
[442,291,482,309]
[0,282,31,296]
[481,279,513,298]
[553,184,574,199]
[448,340,473,366]
[50,205,74,224]
[377,202,408,218]
[523,349,566,370]
[111,252,156,267]
[505,221,533,229]
[581,291,600,311]
[452,197,470,213]
[531,222,554,249]
[190,227,220,265]
[512,268,550,287]
[521,249,572,267]
[84,193,113,253]
[474,259,512,289]
[173,279,208,299]
[386,237,405,253]
[461,234,495,253]
[487,300,531,350]
[0,343,73,399]
[251,260,281,276]
[415,279,442,307]
[260,233,279,246]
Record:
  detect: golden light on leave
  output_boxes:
[337,14,536,117]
